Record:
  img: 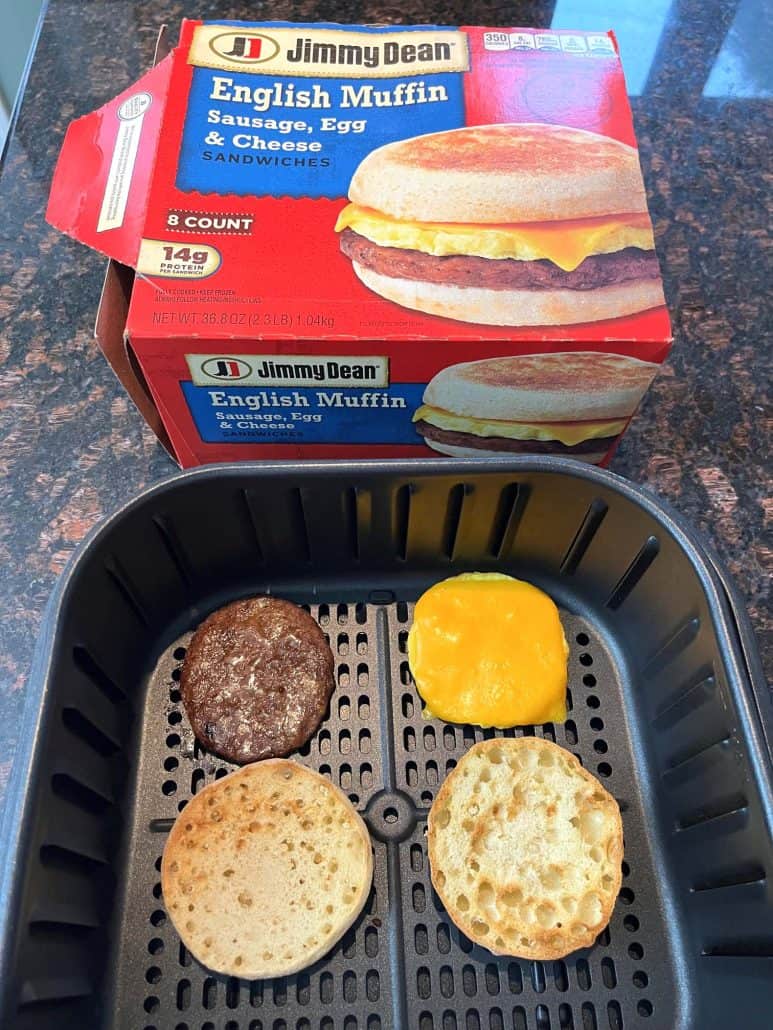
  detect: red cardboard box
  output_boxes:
[48,21,671,467]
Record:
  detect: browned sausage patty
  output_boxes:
[181,597,334,764]
[340,228,660,292]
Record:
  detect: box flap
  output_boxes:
[46,55,173,267]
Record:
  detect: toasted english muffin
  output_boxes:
[161,760,372,978]
[427,738,623,960]
[352,264,664,329]
[348,123,648,223]
[420,351,659,422]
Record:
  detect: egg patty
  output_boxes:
[335,204,655,272]
[408,573,569,727]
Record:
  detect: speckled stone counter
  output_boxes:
[0,0,770,805]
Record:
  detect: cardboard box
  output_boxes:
[48,21,671,467]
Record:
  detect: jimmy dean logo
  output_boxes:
[187,354,389,388]
[208,31,280,64]
[189,25,469,78]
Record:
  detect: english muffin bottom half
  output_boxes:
[335,123,665,327]
[162,760,373,978]
[428,738,623,960]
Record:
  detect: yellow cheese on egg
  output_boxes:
[335,204,654,272]
[408,573,568,727]
[413,405,627,446]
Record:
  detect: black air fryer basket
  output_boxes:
[1,459,771,1030]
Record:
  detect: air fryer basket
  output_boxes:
[1,459,771,1030]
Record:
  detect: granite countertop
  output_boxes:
[0,0,770,807]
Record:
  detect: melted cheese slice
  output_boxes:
[335,204,654,272]
[408,573,568,727]
[413,405,626,446]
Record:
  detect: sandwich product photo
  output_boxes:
[48,21,671,467]
[414,352,659,460]
[336,122,664,326]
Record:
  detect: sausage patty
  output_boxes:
[340,229,659,292]
[181,597,334,764]
[415,420,617,456]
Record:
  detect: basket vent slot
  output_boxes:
[559,1002,574,1028]
[442,483,467,559]
[202,975,217,1008]
[226,975,240,1007]
[531,961,546,993]
[394,483,411,560]
[607,1000,623,1029]
[149,817,174,833]
[560,498,608,575]
[104,554,149,626]
[29,917,98,937]
[581,1001,597,1029]
[344,485,360,560]
[605,535,660,610]
[175,977,191,1010]
[19,973,92,1005]
[553,960,569,991]
[51,772,111,813]
[288,487,312,562]
[575,957,591,990]
[152,514,194,590]
[61,706,120,757]
[488,482,526,557]
[675,792,747,830]
[664,732,731,773]
[239,488,264,562]
[72,646,125,703]
[692,863,766,892]
[643,616,701,677]
[702,940,773,957]
[653,667,716,728]
[600,956,617,988]
[39,843,107,873]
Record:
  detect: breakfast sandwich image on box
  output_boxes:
[47,21,672,466]
[412,352,659,462]
[335,123,665,327]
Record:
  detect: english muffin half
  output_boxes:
[162,760,372,978]
[427,738,623,959]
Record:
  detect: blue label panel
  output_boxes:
[177,21,465,197]
[182,382,426,444]
[178,71,464,198]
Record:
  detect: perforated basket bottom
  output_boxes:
[118,601,673,1030]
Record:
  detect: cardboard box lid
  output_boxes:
[51,27,178,459]
[47,53,173,268]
